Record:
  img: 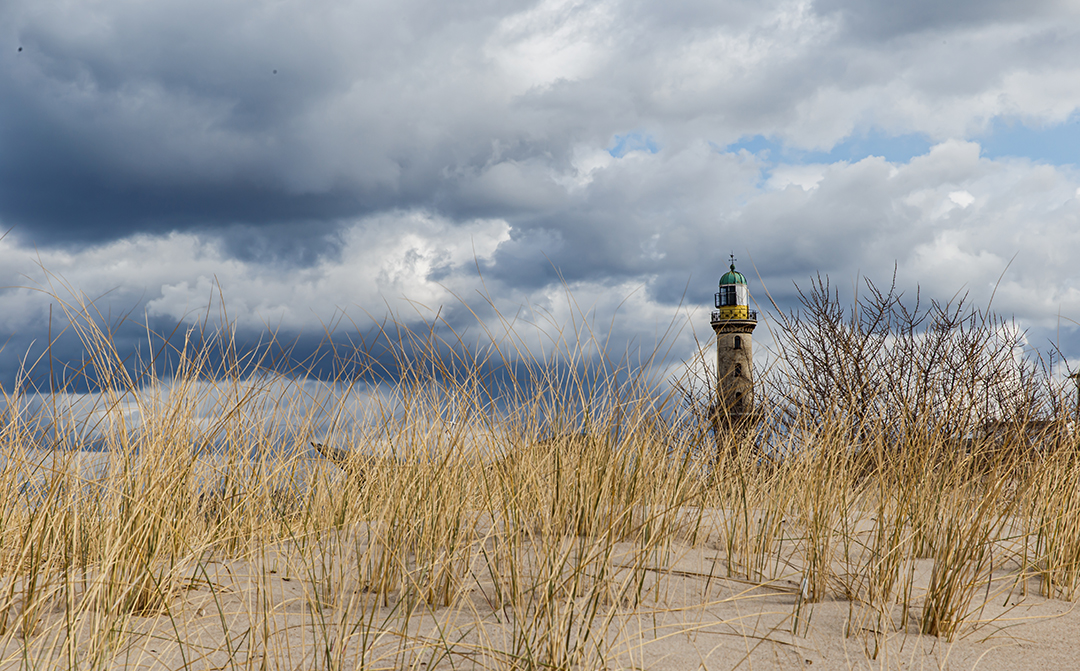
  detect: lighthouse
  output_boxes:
[711,255,757,422]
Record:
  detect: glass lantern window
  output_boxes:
[719,284,748,306]
[719,286,737,306]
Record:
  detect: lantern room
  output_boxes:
[714,256,750,320]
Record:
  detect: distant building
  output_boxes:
[711,256,757,425]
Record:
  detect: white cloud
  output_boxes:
[485,0,617,95]
[948,190,975,208]
[139,214,513,330]
[767,164,827,191]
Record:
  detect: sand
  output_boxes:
[3,520,1078,671]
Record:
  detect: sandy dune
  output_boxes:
[4,513,1077,671]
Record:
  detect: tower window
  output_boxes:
[734,364,742,377]
[719,285,737,306]
[733,336,741,350]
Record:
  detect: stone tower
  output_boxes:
[711,255,757,422]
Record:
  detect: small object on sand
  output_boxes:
[311,441,351,463]
[311,442,364,482]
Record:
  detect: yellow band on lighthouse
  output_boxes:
[718,305,749,320]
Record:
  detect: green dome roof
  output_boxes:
[719,263,746,286]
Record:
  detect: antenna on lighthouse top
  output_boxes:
[729,252,736,271]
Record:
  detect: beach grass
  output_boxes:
[0,279,1077,669]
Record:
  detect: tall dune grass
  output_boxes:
[0,276,1076,668]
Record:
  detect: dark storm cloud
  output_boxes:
[1,0,533,245]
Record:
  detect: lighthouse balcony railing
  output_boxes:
[711,309,758,322]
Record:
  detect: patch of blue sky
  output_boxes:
[726,129,932,165]
[728,115,1080,167]
[975,114,1080,166]
[609,132,659,158]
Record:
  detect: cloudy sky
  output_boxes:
[2,0,1079,389]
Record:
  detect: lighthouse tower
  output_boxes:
[711,255,757,422]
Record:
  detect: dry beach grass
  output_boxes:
[0,279,1079,669]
